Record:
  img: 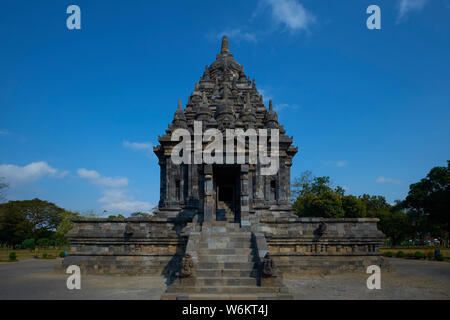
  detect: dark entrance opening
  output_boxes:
[214,165,240,222]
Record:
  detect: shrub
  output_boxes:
[396,251,405,258]
[436,254,445,261]
[9,252,17,261]
[22,238,36,250]
[414,251,425,259]
[384,251,394,257]
[42,253,48,259]
[37,238,51,248]
[406,252,414,259]
[426,251,434,260]
[59,251,66,258]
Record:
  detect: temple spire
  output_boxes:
[220,35,230,55]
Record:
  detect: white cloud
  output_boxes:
[0,129,10,135]
[324,160,348,168]
[77,168,128,188]
[77,168,100,179]
[397,0,428,22]
[274,103,299,112]
[258,88,299,113]
[99,189,153,214]
[77,169,152,214]
[336,161,348,168]
[264,0,315,32]
[123,140,153,151]
[216,29,258,43]
[376,176,403,185]
[0,161,67,186]
[123,140,156,159]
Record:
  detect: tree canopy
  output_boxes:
[0,198,75,245]
[401,160,450,240]
[291,162,450,246]
[291,171,412,245]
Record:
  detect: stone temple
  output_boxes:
[63,36,389,299]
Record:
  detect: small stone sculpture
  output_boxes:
[180,253,194,277]
[262,253,275,277]
[317,221,328,236]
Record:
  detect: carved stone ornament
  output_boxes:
[262,253,276,277]
[180,253,194,277]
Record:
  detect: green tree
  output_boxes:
[22,238,36,250]
[36,238,51,248]
[0,205,34,245]
[342,195,366,218]
[107,214,125,219]
[377,210,412,246]
[130,212,152,218]
[0,199,67,245]
[292,172,349,218]
[54,210,79,241]
[402,161,450,244]
[359,194,391,218]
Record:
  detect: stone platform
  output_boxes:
[62,211,390,299]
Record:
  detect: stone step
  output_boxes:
[203,221,240,227]
[199,236,252,242]
[196,248,253,255]
[197,254,253,263]
[195,269,254,277]
[174,293,293,300]
[197,262,256,270]
[201,229,251,235]
[199,242,254,249]
[169,286,285,294]
[194,277,257,286]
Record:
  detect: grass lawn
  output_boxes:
[0,248,70,262]
[380,247,449,257]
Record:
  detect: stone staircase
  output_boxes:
[161,222,292,300]
[216,201,234,222]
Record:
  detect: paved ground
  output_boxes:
[285,259,450,300]
[0,259,166,300]
[0,258,449,299]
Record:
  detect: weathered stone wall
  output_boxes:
[63,212,390,276]
[251,213,391,274]
[62,216,188,276]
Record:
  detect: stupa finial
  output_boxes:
[269,100,273,111]
[220,35,230,55]
[178,98,182,110]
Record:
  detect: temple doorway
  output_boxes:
[213,165,240,222]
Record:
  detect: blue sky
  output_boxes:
[1,0,449,214]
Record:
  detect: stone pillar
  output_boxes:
[240,165,250,228]
[203,164,215,222]
[164,158,171,207]
[254,163,264,206]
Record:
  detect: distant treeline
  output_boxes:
[292,161,450,246]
